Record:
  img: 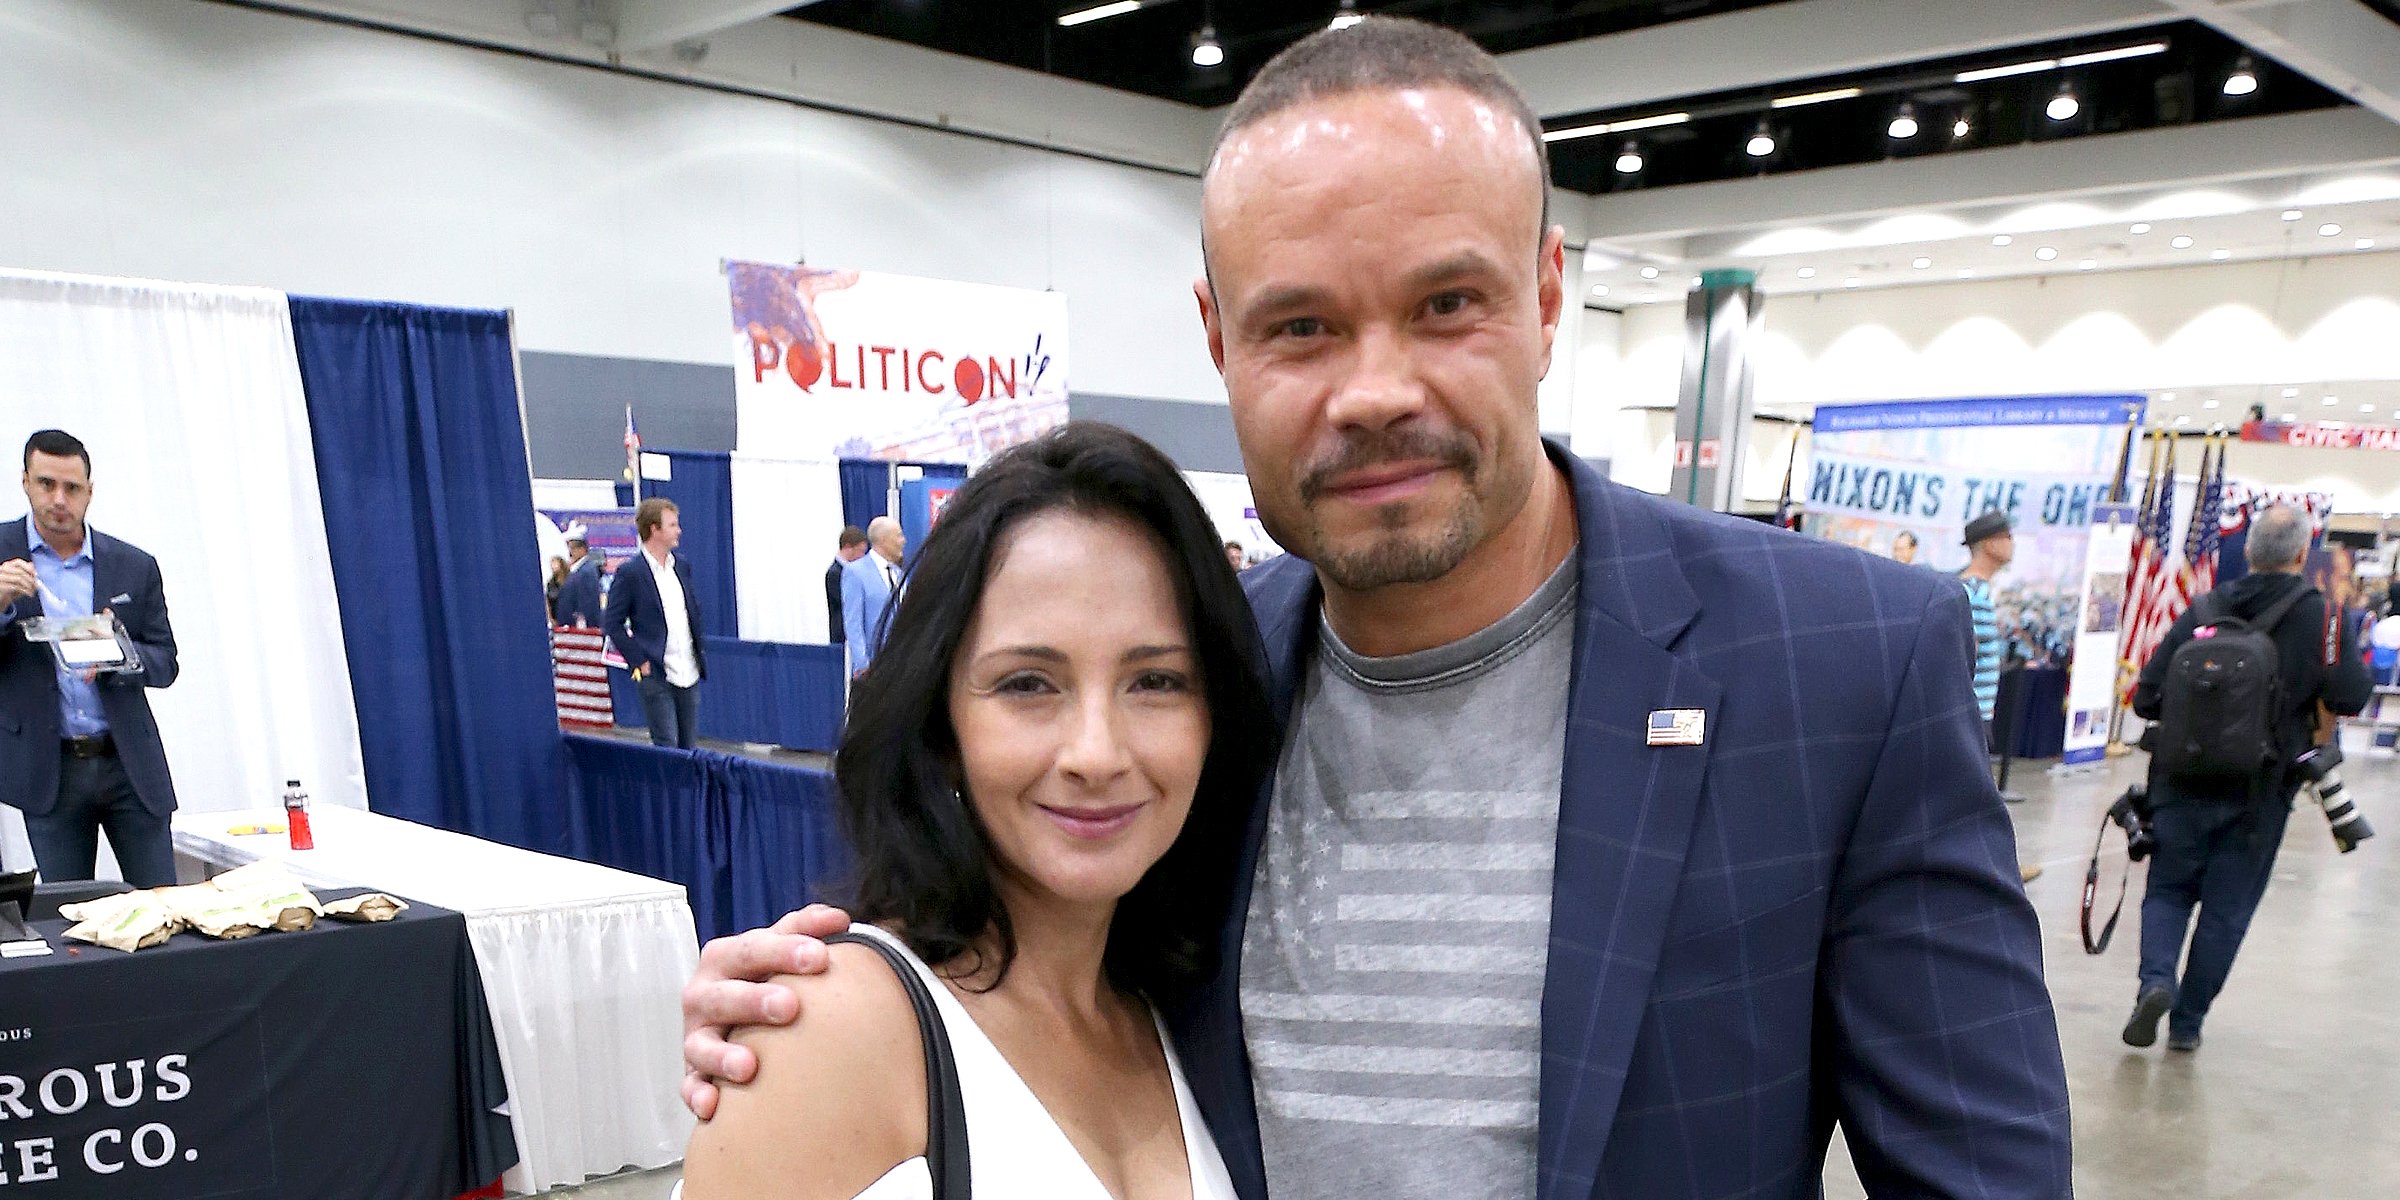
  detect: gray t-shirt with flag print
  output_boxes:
[1240,557,1575,1198]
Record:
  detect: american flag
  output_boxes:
[2177,441,2227,607]
[623,404,642,484]
[2119,434,2179,698]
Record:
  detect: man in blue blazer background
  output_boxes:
[553,527,604,628]
[839,516,905,677]
[604,497,707,749]
[675,19,2070,1198]
[0,430,182,886]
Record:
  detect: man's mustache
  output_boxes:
[1298,429,1477,502]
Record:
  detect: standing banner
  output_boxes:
[2065,508,2138,764]
[1807,395,2145,674]
[728,261,1068,466]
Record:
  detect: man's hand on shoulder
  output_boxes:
[681,903,854,1120]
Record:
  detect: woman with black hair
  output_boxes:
[683,422,1275,1200]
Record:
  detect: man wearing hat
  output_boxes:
[1959,510,2014,737]
[555,525,604,628]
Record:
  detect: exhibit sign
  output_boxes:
[2064,507,2137,765]
[2239,418,2400,451]
[727,260,1068,466]
[1807,395,2144,676]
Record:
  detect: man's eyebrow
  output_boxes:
[1245,283,1333,318]
[1402,250,1506,290]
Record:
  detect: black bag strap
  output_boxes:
[2079,811,2129,956]
[824,930,972,1199]
[2201,582,2315,636]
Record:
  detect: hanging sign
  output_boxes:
[2239,418,2400,451]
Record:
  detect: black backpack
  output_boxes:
[2152,584,2315,781]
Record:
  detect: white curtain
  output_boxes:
[0,270,368,873]
[730,454,845,645]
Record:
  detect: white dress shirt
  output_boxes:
[647,549,700,688]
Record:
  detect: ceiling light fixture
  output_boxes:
[2171,235,2195,249]
[1058,1,1142,27]
[1745,120,1778,158]
[2130,223,2152,235]
[1614,141,1644,174]
[1329,0,1364,30]
[2319,223,2343,237]
[1845,278,1861,288]
[2282,387,2300,397]
[1773,87,1862,110]
[2282,209,2304,221]
[1992,234,2014,247]
[2046,82,2081,122]
[2174,415,2192,427]
[1797,267,1817,279]
[2364,404,2378,414]
[2223,56,2259,97]
[1541,111,1689,144]
[2283,412,2298,421]
[1190,25,1224,67]
[2359,238,2378,250]
[2203,398,2221,409]
[1952,116,1973,138]
[1957,269,1976,279]
[2323,394,2340,405]
[1912,256,1933,270]
[2211,248,2231,260]
[2035,246,2059,261]
[1956,58,2057,84]
[1888,103,1919,140]
[1640,266,1660,280]
[2060,42,2168,68]
[2078,259,2098,270]
[1591,284,1609,297]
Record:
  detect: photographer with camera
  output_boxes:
[2124,505,2372,1052]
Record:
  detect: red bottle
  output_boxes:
[283,780,314,851]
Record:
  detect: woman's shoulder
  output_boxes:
[680,931,931,1200]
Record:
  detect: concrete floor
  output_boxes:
[554,744,2400,1199]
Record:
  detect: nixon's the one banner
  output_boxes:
[1807,396,2144,674]
[728,261,1068,465]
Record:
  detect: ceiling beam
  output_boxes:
[614,0,824,53]
[1582,107,2400,248]
[2158,0,2400,125]
[1500,0,2178,120]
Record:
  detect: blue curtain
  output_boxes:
[560,735,849,942]
[608,637,845,752]
[289,298,560,853]
[838,459,891,531]
[649,450,738,638]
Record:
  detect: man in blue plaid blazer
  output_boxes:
[676,18,2070,1198]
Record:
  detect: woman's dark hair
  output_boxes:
[836,421,1277,998]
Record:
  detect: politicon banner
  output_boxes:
[727,261,1068,465]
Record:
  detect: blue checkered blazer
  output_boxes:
[1161,442,2072,1199]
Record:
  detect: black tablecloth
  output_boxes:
[0,890,516,1199]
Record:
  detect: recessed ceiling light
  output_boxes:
[1797,267,1817,279]
[2130,223,2152,235]
[2323,394,2340,405]
[2078,259,2098,271]
[1912,257,1933,269]
[1888,105,1920,140]
[2223,56,2259,97]
[2363,403,2378,414]
[2161,391,2177,402]
[2358,238,2378,250]
[1952,117,1972,139]
[1957,269,1975,278]
[1640,266,1660,279]
[1992,234,2014,247]
[1190,25,1224,67]
[2171,235,2195,249]
[1057,1,1143,27]
[2203,398,2221,409]
[2174,415,2192,427]
[1691,276,1705,287]
[2282,209,2304,221]
[2211,249,2231,260]
[2320,223,2343,237]
[1745,121,1778,158]
[1615,142,1645,174]
[2281,387,2299,398]
[1844,277,1861,288]
[1329,0,1365,30]
[2046,83,2081,122]
[2036,246,2059,261]
[1591,284,1610,297]
[2283,412,2298,421]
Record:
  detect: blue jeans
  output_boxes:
[2136,791,2288,1038]
[24,749,178,887]
[636,673,700,750]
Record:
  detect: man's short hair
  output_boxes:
[23,430,90,476]
[1893,531,1918,548]
[635,497,679,542]
[839,525,868,549]
[1208,17,1551,234]
[2248,505,2311,570]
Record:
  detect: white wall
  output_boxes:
[0,0,1224,404]
[1609,253,2400,410]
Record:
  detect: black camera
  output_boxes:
[2107,783,2155,862]
[2293,745,2374,853]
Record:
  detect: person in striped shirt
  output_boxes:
[1957,511,2014,739]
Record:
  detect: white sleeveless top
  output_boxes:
[840,923,1240,1200]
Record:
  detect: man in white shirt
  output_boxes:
[603,497,707,749]
[840,516,906,677]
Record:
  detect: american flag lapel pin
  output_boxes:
[1647,708,1707,747]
